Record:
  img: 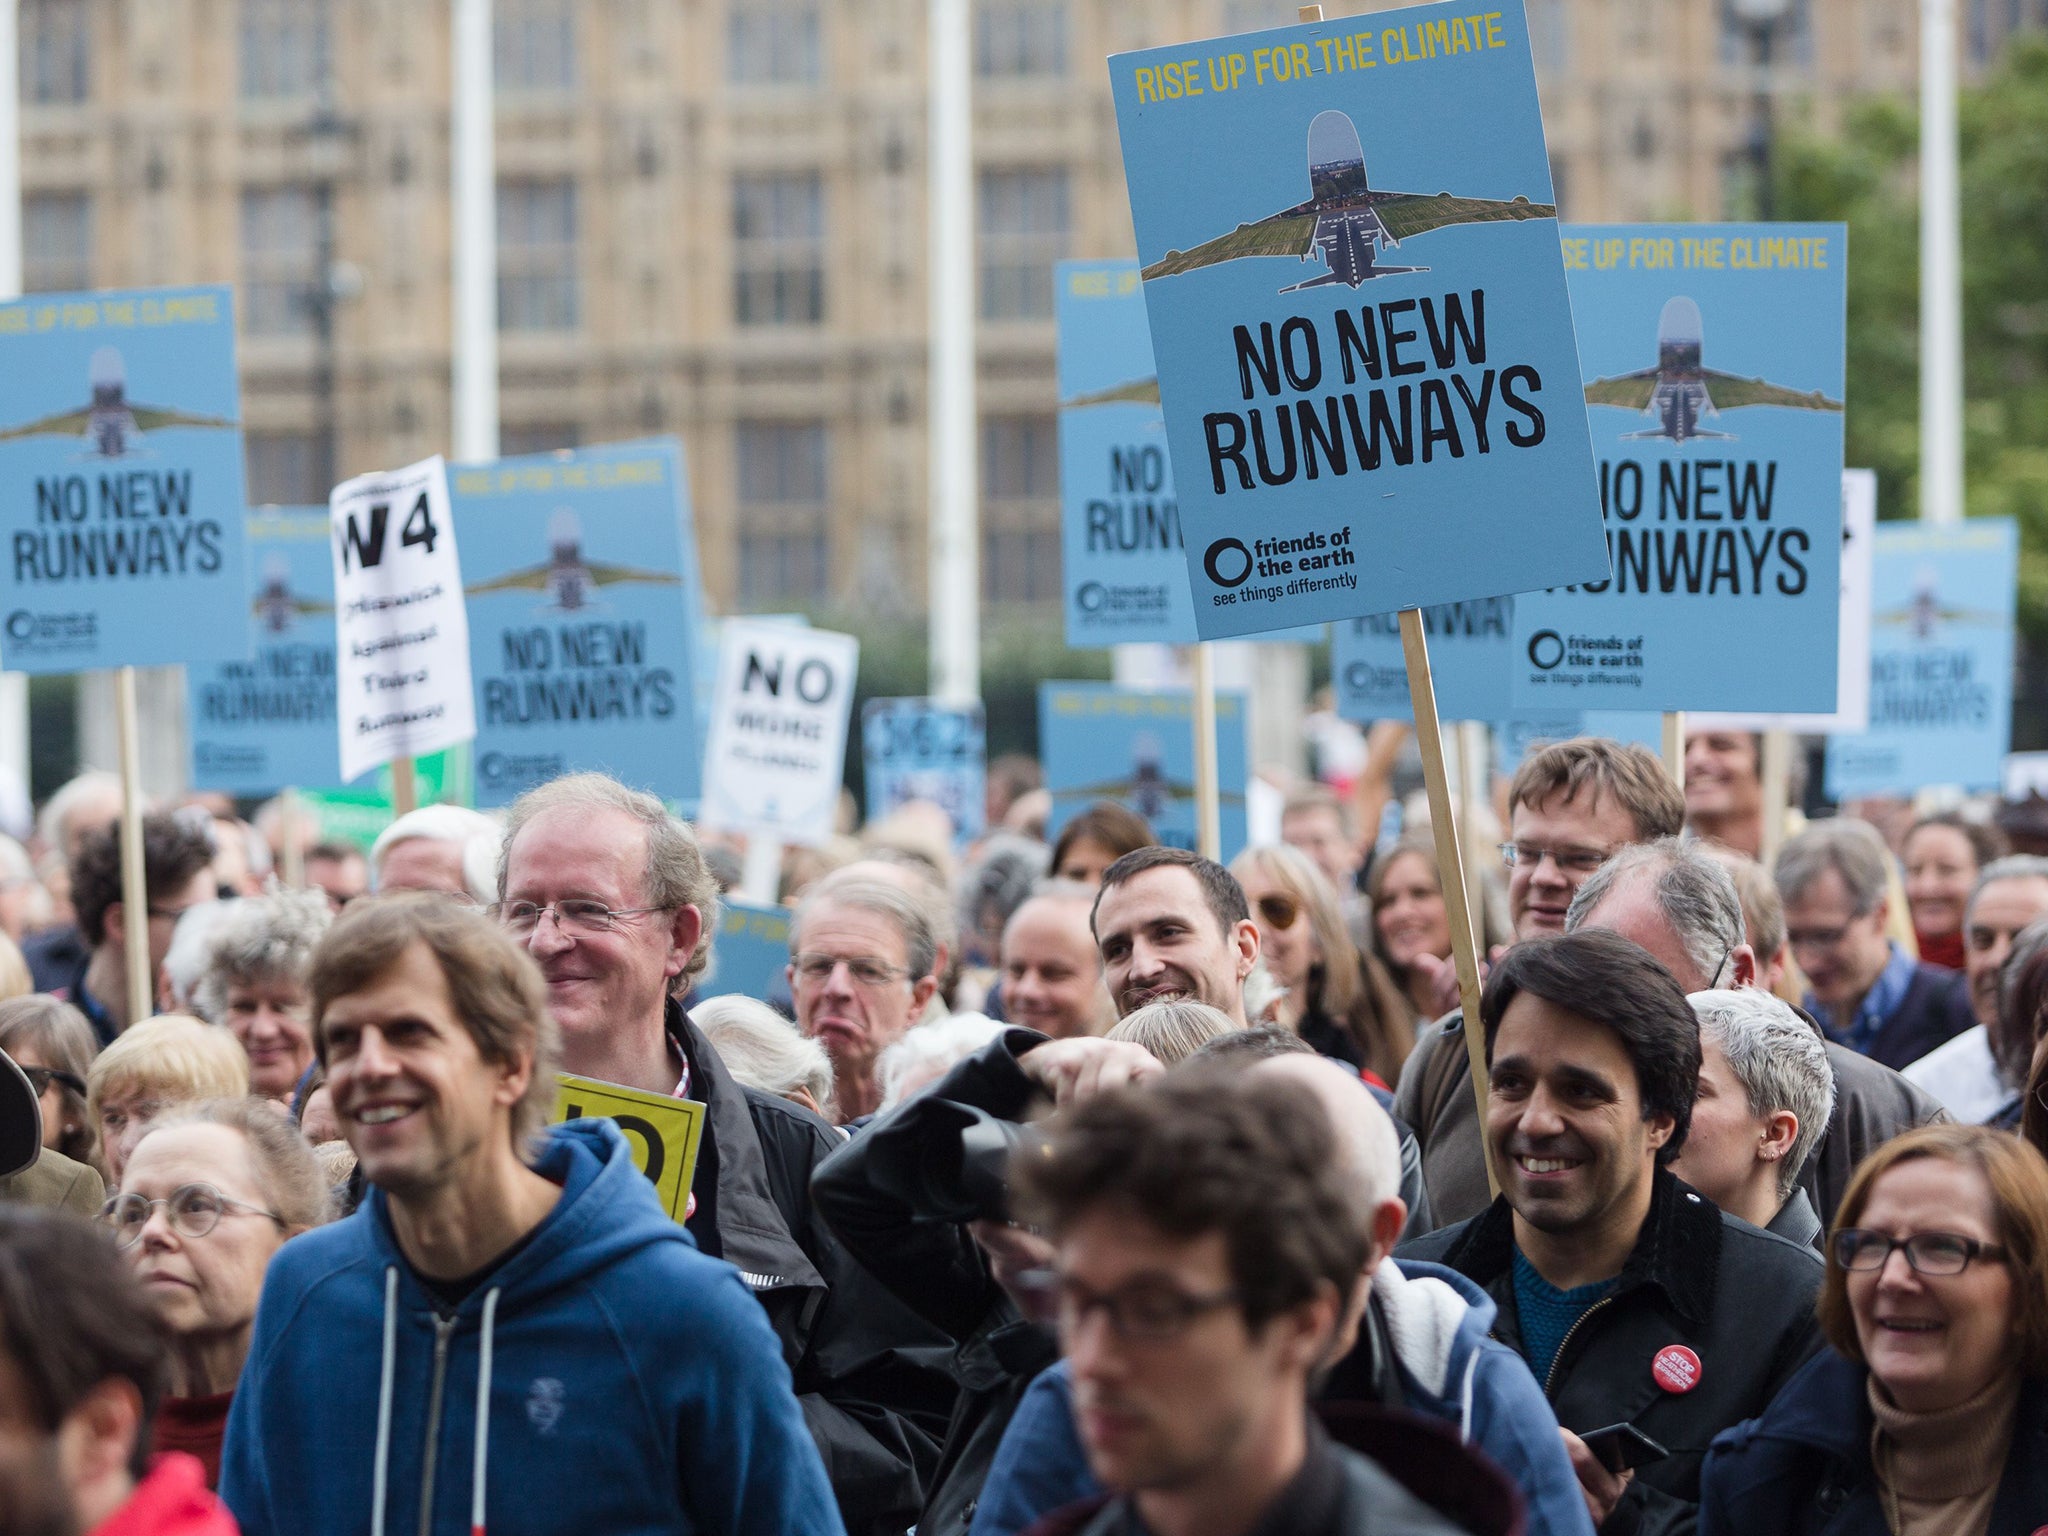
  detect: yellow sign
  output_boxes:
[551,1073,706,1224]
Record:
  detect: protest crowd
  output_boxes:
[3,727,2048,1536]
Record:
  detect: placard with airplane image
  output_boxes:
[1107,4,1607,639]
[1040,683,1249,861]
[1825,519,2017,797]
[1333,597,1517,722]
[187,507,356,794]
[0,286,251,673]
[453,439,705,808]
[1510,224,1847,712]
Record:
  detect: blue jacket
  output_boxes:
[1700,1349,2048,1536]
[220,1120,845,1536]
[968,1259,1593,1536]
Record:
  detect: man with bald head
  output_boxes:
[999,881,1114,1039]
[969,1053,1594,1536]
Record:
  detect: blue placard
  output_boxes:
[0,286,250,673]
[708,900,793,1003]
[1825,520,2017,797]
[1510,225,1847,710]
[1333,598,1515,722]
[1040,683,1248,860]
[454,440,704,808]
[862,698,988,841]
[1057,261,1199,646]
[187,508,355,794]
[1494,711,1664,773]
[1108,6,1607,640]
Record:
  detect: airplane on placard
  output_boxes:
[1583,296,1843,444]
[462,507,682,612]
[1875,567,2002,643]
[1060,377,1161,409]
[0,346,238,458]
[1056,732,1246,825]
[251,554,331,636]
[1141,110,1554,294]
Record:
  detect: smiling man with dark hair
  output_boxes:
[1399,930,1822,1536]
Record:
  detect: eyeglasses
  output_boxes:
[1832,1228,2008,1276]
[101,1184,286,1250]
[495,899,673,936]
[1013,1269,1243,1341]
[19,1065,85,1098]
[791,953,913,989]
[1498,842,1610,876]
[1254,893,1302,931]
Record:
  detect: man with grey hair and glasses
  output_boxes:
[1774,819,1974,1070]
[497,771,956,1536]
[1671,988,1835,1248]
[1905,854,2048,1121]
[788,873,943,1124]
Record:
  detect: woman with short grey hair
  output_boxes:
[694,994,837,1121]
[193,890,331,1102]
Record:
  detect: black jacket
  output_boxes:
[812,1025,1059,1536]
[1840,962,1975,1073]
[670,1001,958,1536]
[1396,1016,1948,1231]
[1699,1350,2048,1536]
[1396,1170,1823,1536]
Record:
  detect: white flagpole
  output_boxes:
[927,0,979,705]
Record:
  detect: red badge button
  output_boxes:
[1652,1345,1702,1394]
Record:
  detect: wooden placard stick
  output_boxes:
[391,756,419,819]
[1759,728,1792,867]
[1662,710,1686,791]
[113,666,151,1022]
[1399,608,1499,1197]
[1192,643,1222,860]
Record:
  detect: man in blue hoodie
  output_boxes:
[969,1052,1592,1536]
[220,894,844,1536]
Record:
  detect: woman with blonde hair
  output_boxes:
[1106,999,1238,1066]
[87,1014,249,1185]
[1229,842,1412,1084]
[1366,836,1457,1027]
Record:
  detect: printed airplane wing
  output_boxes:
[1141,212,1318,281]
[127,403,240,431]
[0,405,93,441]
[1061,377,1161,409]
[1582,370,1661,410]
[1698,372,1843,412]
[585,561,684,590]
[1874,604,2004,629]
[1057,779,1246,803]
[1370,190,1557,240]
[463,565,553,597]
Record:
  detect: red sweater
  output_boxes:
[151,1394,234,1491]
[90,1453,238,1536]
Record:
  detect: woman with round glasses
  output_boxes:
[107,1097,330,1488]
[1700,1124,2048,1536]
[1229,843,1411,1084]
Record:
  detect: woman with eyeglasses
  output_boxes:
[1228,843,1412,1085]
[0,994,101,1172]
[110,1097,330,1489]
[1700,1124,2048,1536]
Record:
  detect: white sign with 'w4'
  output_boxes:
[330,454,476,782]
[700,619,860,843]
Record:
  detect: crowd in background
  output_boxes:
[3,724,2048,1536]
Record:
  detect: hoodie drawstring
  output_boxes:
[471,1288,501,1536]
[1457,1349,1481,1442]
[372,1266,399,1536]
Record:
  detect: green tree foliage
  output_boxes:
[1773,38,2048,641]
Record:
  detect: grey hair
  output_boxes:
[876,1013,1006,1110]
[792,876,940,984]
[1108,999,1240,1065]
[192,890,333,1024]
[36,770,121,863]
[1566,836,1744,988]
[1969,855,2048,923]
[693,996,836,1115]
[959,833,1051,940]
[160,901,237,1012]
[497,774,721,989]
[0,834,31,887]
[372,804,504,904]
[1774,819,1890,915]
[133,1097,334,1230]
[1688,988,1835,1200]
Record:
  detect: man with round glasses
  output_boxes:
[787,875,942,1123]
[495,771,957,1536]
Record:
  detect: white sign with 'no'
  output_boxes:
[699,619,859,843]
